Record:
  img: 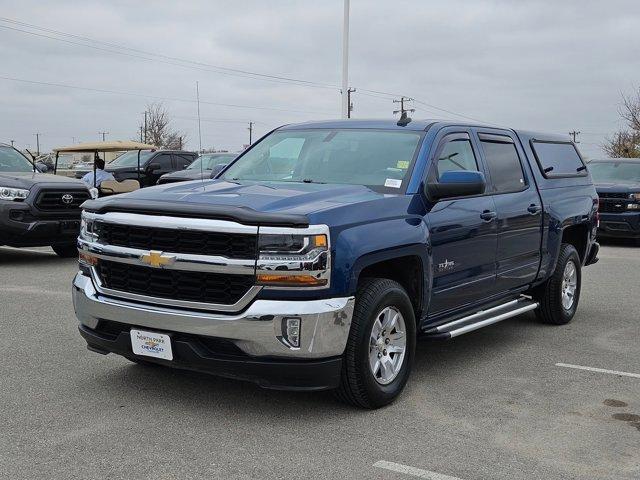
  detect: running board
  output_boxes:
[422,297,539,339]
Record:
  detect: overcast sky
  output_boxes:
[1,0,638,158]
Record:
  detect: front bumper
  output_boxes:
[72,273,354,390]
[598,212,640,239]
[0,201,80,247]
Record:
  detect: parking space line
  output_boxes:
[556,363,640,379]
[373,460,464,480]
[0,247,55,255]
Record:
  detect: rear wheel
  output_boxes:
[335,278,416,409]
[51,244,78,258]
[535,243,581,325]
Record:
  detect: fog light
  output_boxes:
[282,317,301,348]
[627,203,640,210]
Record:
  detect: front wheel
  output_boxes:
[335,278,416,409]
[535,243,582,325]
[51,244,78,258]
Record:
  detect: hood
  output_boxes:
[159,169,210,181]
[83,180,389,225]
[594,182,640,194]
[0,171,88,189]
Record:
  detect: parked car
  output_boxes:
[588,158,640,243]
[73,119,599,408]
[157,152,236,185]
[103,150,197,187]
[0,143,96,257]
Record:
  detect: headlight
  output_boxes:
[79,213,98,242]
[256,229,330,288]
[0,186,29,201]
[630,193,640,201]
[89,187,99,200]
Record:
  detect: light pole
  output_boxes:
[341,0,350,119]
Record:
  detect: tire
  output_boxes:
[535,243,581,325]
[335,278,416,409]
[51,244,78,258]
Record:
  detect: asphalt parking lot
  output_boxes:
[1,242,639,480]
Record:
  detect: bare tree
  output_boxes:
[138,103,187,149]
[604,89,640,158]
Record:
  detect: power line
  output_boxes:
[0,18,337,91]
[0,16,500,126]
[0,75,335,116]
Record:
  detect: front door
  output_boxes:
[425,130,498,315]
[475,131,543,292]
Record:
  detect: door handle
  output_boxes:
[480,210,497,221]
[527,204,542,215]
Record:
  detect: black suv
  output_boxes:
[104,150,197,187]
[589,158,640,243]
[157,152,236,185]
[0,143,94,257]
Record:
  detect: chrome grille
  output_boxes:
[95,222,257,259]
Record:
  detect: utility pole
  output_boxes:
[341,0,350,118]
[99,131,109,142]
[196,81,203,153]
[393,97,415,117]
[139,126,143,142]
[347,88,356,118]
[248,121,254,145]
[10,139,14,146]
[143,111,148,143]
[569,131,581,143]
[34,133,40,156]
[72,136,76,144]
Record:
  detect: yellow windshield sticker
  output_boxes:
[396,160,410,169]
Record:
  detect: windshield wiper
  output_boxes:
[302,178,326,184]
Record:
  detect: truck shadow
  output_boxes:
[0,246,66,266]
[81,313,538,417]
[597,237,638,248]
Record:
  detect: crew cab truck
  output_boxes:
[73,119,599,408]
[0,143,96,257]
[588,158,640,243]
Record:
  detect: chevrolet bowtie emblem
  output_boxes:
[140,250,176,268]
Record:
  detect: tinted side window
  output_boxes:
[436,139,478,179]
[531,141,585,177]
[481,140,525,192]
[150,153,173,171]
[176,154,194,170]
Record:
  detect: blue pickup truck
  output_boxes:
[73,119,599,408]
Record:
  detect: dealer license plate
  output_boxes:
[130,329,173,361]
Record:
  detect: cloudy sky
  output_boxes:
[1,0,638,158]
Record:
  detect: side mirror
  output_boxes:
[35,162,49,173]
[210,163,228,179]
[147,163,160,173]
[426,170,486,201]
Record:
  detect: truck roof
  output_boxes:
[279,119,572,144]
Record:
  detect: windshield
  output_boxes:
[0,146,33,172]
[220,129,422,190]
[187,154,236,170]
[109,151,153,167]
[589,161,640,184]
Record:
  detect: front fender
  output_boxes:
[332,216,431,299]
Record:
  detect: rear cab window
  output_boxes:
[478,133,526,193]
[530,141,587,178]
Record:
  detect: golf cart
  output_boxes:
[52,141,157,197]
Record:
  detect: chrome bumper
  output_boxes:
[72,273,354,359]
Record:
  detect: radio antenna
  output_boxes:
[196,81,204,190]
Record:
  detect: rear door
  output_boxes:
[174,153,195,171]
[425,129,498,315]
[475,130,543,292]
